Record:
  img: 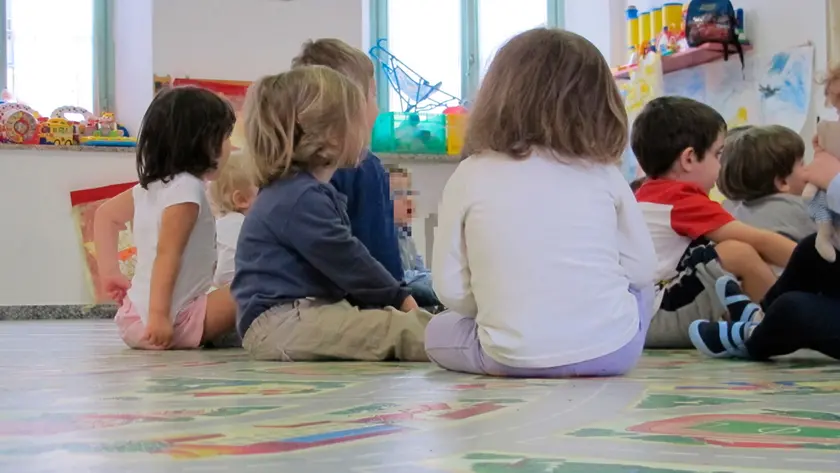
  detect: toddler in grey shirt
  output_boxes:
[718,125,816,243]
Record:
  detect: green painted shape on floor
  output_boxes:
[462,453,734,473]
[692,420,840,438]
[765,409,840,422]
[637,394,748,409]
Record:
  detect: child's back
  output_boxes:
[130,174,216,320]
[726,195,814,242]
[426,28,656,378]
[440,151,651,365]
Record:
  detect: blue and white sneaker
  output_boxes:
[715,275,763,323]
[689,320,754,359]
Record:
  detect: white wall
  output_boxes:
[152,0,366,81]
[113,0,153,135]
[736,0,828,151]
[565,0,628,67]
[0,151,137,305]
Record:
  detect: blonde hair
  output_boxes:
[243,66,368,186]
[291,38,374,94]
[463,28,627,163]
[821,64,840,107]
[208,152,256,215]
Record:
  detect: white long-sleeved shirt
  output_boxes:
[432,151,656,368]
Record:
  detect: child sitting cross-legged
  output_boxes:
[387,166,442,311]
[690,142,840,360]
[207,152,258,287]
[232,66,432,362]
[633,97,796,349]
[425,28,657,378]
[718,125,815,242]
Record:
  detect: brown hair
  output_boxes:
[208,151,256,215]
[463,28,627,163]
[631,96,726,178]
[820,64,840,108]
[243,66,368,187]
[717,125,804,202]
[292,38,374,94]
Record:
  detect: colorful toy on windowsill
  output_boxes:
[0,100,41,144]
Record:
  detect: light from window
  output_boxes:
[386,0,461,113]
[477,0,547,79]
[5,0,94,116]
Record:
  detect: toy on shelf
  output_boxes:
[39,117,77,145]
[650,6,663,52]
[443,105,468,156]
[0,109,39,144]
[616,2,751,79]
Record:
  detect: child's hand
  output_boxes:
[102,272,131,304]
[143,314,174,349]
[400,295,419,312]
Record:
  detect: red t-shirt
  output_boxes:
[635,179,733,280]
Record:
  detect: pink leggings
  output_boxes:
[424,285,654,378]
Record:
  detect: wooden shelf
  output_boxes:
[613,43,753,80]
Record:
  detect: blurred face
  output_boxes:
[679,132,724,193]
[389,171,414,226]
[777,158,808,196]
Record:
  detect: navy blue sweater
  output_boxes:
[330,151,403,281]
[232,172,409,336]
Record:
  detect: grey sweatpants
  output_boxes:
[646,240,729,348]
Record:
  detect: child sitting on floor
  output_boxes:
[718,125,814,242]
[94,86,238,350]
[207,152,258,287]
[232,66,431,362]
[387,166,442,310]
[633,97,796,349]
[291,39,404,283]
[690,141,840,360]
[425,28,656,378]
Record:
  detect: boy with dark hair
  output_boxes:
[718,125,815,242]
[291,39,404,281]
[632,96,796,348]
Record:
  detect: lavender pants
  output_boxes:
[424,285,654,378]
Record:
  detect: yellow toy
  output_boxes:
[39,118,76,145]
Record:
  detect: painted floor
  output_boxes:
[1,321,840,473]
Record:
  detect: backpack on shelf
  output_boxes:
[684,0,744,69]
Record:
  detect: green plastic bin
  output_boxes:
[371,112,447,155]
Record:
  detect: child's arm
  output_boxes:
[93,189,134,301]
[613,170,656,287]
[285,187,414,311]
[669,188,795,268]
[148,203,199,321]
[431,168,477,317]
[707,221,795,268]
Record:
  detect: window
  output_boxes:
[370,0,564,113]
[1,0,112,116]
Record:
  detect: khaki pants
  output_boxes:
[242,299,432,362]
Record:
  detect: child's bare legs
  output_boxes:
[202,286,237,343]
[714,240,776,302]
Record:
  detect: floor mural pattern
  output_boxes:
[1,321,839,472]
